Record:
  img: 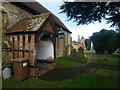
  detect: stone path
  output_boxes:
[38,50,99,81]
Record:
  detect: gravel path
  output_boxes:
[38,50,100,81]
[38,50,119,81]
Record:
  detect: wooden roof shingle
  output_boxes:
[7,12,51,33]
[10,1,72,33]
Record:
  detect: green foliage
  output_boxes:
[90,29,118,54]
[116,26,120,48]
[84,49,91,56]
[60,2,120,27]
[85,39,91,50]
[81,36,84,39]
[72,40,77,43]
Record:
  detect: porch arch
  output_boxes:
[36,38,54,60]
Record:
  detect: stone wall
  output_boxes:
[2,2,32,41]
[67,33,72,56]
[1,2,33,65]
[56,31,72,59]
[2,2,32,24]
[2,48,11,65]
[56,38,64,58]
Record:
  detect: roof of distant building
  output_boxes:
[80,38,86,44]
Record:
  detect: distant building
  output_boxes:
[72,42,86,49]
[72,43,81,49]
[80,38,86,46]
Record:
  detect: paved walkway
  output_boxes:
[38,50,99,81]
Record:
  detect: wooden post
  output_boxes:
[24,35,29,59]
[30,34,35,50]
[14,51,17,59]
[10,36,13,60]
[14,35,18,50]
[19,35,23,58]
[19,52,23,58]
[25,35,29,50]
[29,34,35,65]
[19,35,23,50]
[24,52,28,59]
[29,52,34,65]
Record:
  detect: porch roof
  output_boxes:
[6,12,51,33]
[10,1,72,33]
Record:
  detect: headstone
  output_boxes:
[2,68,11,79]
[78,47,84,58]
[103,50,108,61]
[71,45,74,51]
[70,49,77,60]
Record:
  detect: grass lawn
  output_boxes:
[2,72,118,88]
[96,53,120,65]
[84,49,91,56]
[56,56,88,69]
[2,50,119,88]
[55,49,91,69]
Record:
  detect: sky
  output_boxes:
[36,0,115,41]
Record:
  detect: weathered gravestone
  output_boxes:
[71,45,73,50]
[70,49,77,60]
[103,50,109,61]
[78,47,84,58]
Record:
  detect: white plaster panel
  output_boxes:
[37,39,54,60]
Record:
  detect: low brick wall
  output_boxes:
[29,62,56,76]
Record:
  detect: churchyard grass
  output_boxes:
[56,56,88,69]
[3,72,118,88]
[2,50,119,88]
[96,53,120,65]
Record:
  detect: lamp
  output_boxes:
[58,27,65,39]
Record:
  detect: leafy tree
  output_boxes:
[81,36,84,39]
[116,26,120,48]
[72,40,77,43]
[85,39,91,50]
[78,35,80,42]
[90,29,118,54]
[60,2,120,27]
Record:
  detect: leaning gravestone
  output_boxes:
[78,47,84,58]
[70,49,77,60]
